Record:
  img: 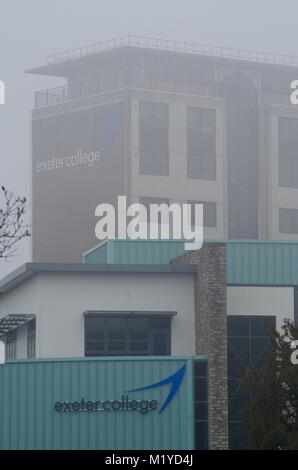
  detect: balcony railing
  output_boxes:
[47,34,298,68]
[35,86,68,108]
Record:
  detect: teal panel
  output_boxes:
[84,239,186,265]
[84,242,108,264]
[84,239,298,285]
[227,240,298,285]
[0,356,203,450]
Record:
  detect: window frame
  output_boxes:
[279,116,298,189]
[187,106,217,181]
[84,312,173,357]
[27,320,36,359]
[188,200,217,228]
[139,101,170,177]
[227,315,276,449]
[6,331,17,360]
[279,208,298,234]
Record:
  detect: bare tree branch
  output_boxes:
[0,186,30,260]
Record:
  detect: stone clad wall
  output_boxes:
[172,243,228,450]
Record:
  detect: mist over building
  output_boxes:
[27,35,298,262]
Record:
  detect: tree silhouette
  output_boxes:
[0,186,30,260]
[241,319,298,450]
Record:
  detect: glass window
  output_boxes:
[229,421,247,451]
[187,107,216,180]
[6,331,17,360]
[227,315,276,450]
[251,316,275,337]
[139,102,169,176]
[150,316,171,329]
[194,360,208,378]
[219,74,259,239]
[279,208,298,234]
[194,359,208,450]
[228,316,249,337]
[152,332,169,356]
[279,117,298,188]
[228,338,250,378]
[188,200,217,228]
[195,421,208,451]
[139,197,170,225]
[85,314,171,357]
[251,337,271,368]
[196,402,208,421]
[27,320,36,359]
[195,378,208,402]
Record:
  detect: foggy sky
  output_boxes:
[0,0,298,276]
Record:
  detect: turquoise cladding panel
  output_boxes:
[84,240,186,265]
[227,241,298,285]
[0,357,199,450]
[85,240,298,285]
[84,243,108,264]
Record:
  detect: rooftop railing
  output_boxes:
[35,85,68,108]
[47,35,298,67]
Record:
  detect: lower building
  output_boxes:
[0,356,207,450]
[0,240,297,449]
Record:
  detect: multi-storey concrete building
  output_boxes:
[27,36,298,262]
[1,239,298,449]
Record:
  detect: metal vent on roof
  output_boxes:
[0,314,35,337]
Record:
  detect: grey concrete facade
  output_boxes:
[172,243,228,450]
[28,38,298,263]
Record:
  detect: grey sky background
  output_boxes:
[0,0,298,277]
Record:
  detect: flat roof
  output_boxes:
[0,262,196,295]
[25,35,298,77]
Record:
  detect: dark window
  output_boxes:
[227,315,276,449]
[219,74,259,239]
[227,316,250,337]
[188,200,217,228]
[85,314,171,357]
[187,107,216,180]
[6,331,17,360]
[139,102,169,176]
[194,360,208,450]
[279,118,298,188]
[279,208,298,234]
[27,320,36,359]
[139,197,170,225]
[294,287,298,327]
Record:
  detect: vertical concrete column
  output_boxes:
[172,243,228,450]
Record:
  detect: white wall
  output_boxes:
[227,286,294,330]
[0,271,195,359]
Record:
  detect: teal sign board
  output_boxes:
[0,357,203,450]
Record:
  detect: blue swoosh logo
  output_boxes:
[126,363,186,414]
[104,112,117,146]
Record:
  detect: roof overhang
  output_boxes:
[0,263,197,296]
[84,311,177,318]
[0,314,36,337]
